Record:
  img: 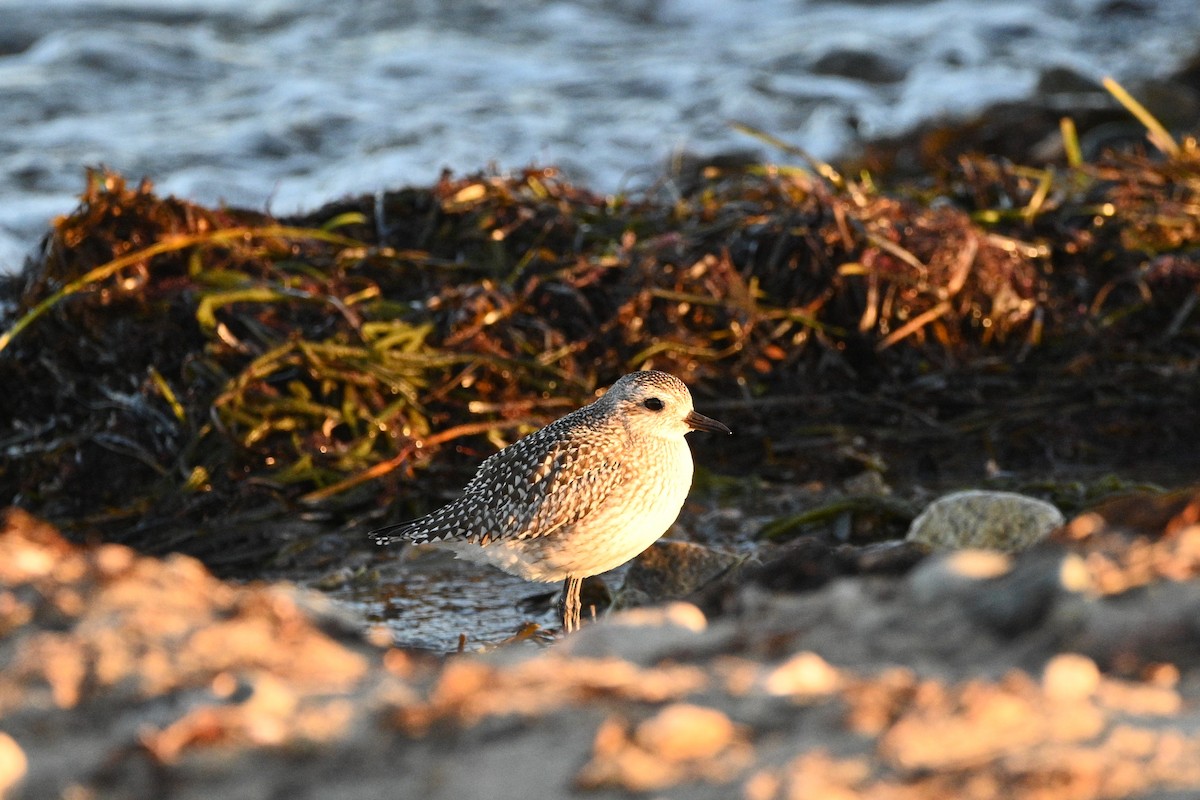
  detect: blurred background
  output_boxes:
[2,0,1199,274]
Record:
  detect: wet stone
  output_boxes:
[811,49,908,85]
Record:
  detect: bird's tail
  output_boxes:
[368,519,423,546]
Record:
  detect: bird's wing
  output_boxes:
[460,427,622,546]
[369,420,623,547]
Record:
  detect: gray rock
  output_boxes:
[962,548,1092,636]
[910,547,1093,637]
[611,540,741,610]
[908,550,1014,605]
[1054,579,1200,670]
[811,49,907,85]
[907,490,1064,552]
[563,602,735,665]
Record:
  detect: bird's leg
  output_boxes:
[560,576,582,633]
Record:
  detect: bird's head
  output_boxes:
[600,370,731,440]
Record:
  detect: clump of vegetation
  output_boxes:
[2,82,1197,567]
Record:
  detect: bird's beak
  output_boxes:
[685,410,732,435]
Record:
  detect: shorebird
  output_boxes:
[369,370,730,633]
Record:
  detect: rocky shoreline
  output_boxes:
[4,488,1200,799]
[2,79,1199,797]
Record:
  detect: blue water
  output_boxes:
[2,0,1198,273]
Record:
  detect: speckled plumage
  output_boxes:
[369,371,730,630]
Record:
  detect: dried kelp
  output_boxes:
[2,121,1198,566]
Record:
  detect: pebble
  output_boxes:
[634,703,738,762]
[0,733,26,798]
[762,652,842,698]
[1042,653,1101,702]
[563,602,724,665]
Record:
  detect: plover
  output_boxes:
[369,370,730,633]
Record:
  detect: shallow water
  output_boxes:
[329,549,565,652]
[321,495,777,652]
[3,0,1200,272]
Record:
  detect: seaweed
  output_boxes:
[2,84,1199,568]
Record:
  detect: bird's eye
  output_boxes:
[643,397,664,411]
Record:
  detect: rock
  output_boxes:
[0,507,380,798]
[1042,654,1100,702]
[732,538,853,593]
[908,550,1014,604]
[853,539,929,573]
[609,602,708,634]
[961,549,1093,636]
[762,652,842,698]
[906,490,1064,552]
[690,537,927,618]
[910,545,1093,638]
[1053,488,1200,542]
[10,504,1200,800]
[634,703,739,761]
[811,49,907,85]
[0,733,26,799]
[1052,489,1200,594]
[577,574,615,621]
[877,670,1107,773]
[611,540,740,610]
[576,704,751,792]
[1036,65,1106,95]
[1054,578,1200,672]
[563,602,731,665]
[842,469,892,496]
